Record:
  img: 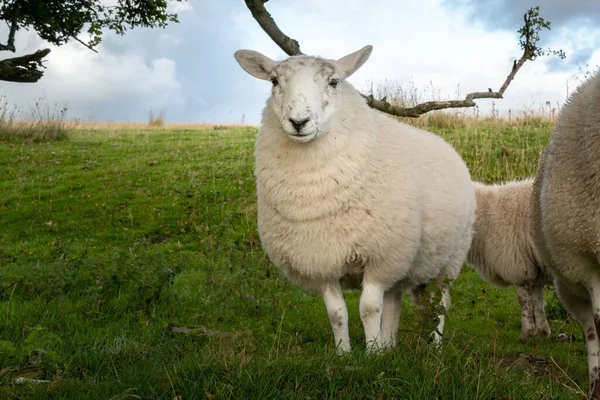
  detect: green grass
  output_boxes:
[0,119,589,399]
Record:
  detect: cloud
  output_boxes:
[168,0,194,14]
[0,0,598,124]
[545,26,600,71]
[444,0,600,30]
[232,0,565,115]
[0,0,255,123]
[442,0,600,71]
[0,30,184,122]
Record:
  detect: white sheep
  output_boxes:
[234,45,476,354]
[467,178,551,341]
[531,70,600,398]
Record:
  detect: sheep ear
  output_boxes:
[234,50,276,81]
[335,45,373,79]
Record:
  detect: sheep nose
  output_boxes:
[288,117,310,132]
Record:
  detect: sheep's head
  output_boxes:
[234,45,373,143]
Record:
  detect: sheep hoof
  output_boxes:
[590,370,600,400]
[336,347,351,356]
[518,329,537,341]
[366,342,384,356]
[366,348,381,356]
[536,325,551,337]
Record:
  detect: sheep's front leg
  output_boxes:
[360,281,384,355]
[321,281,351,354]
[380,287,403,349]
[555,278,600,398]
[531,281,550,337]
[582,314,600,389]
[588,280,600,399]
[517,282,536,341]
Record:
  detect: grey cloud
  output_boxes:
[546,43,598,72]
[445,0,600,31]
[444,0,600,71]
[0,0,267,124]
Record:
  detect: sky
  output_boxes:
[0,0,599,124]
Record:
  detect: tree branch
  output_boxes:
[366,46,531,118]
[243,0,302,56]
[0,48,51,83]
[497,53,528,96]
[71,36,99,54]
[0,14,18,52]
[243,1,556,118]
[365,92,504,118]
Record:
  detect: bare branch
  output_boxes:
[365,38,533,118]
[365,92,503,118]
[498,53,528,96]
[243,2,561,118]
[243,0,302,56]
[0,48,51,83]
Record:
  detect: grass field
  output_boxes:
[0,116,590,399]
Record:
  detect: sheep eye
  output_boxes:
[270,77,279,87]
[329,78,339,88]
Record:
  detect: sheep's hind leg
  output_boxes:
[432,285,451,345]
[360,280,385,355]
[410,281,450,346]
[380,286,403,349]
[531,281,550,337]
[321,281,351,354]
[517,282,536,341]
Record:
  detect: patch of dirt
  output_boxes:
[494,352,554,377]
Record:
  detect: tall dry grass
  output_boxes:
[0,96,71,143]
[148,110,165,127]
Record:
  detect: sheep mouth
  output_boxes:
[287,131,318,143]
[289,132,312,137]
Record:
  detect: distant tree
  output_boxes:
[243,2,566,118]
[0,0,186,83]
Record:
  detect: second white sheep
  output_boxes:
[467,178,551,340]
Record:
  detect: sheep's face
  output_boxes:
[267,59,339,142]
[234,46,373,143]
